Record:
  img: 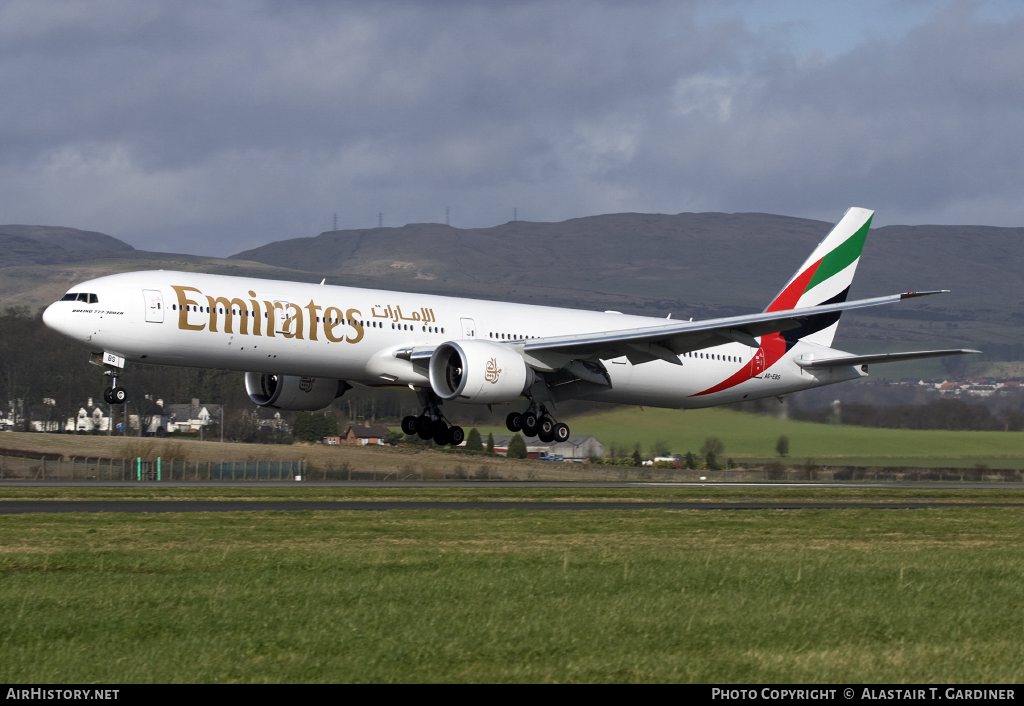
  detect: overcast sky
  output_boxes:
[1,0,1022,255]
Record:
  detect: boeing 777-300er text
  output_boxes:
[43,207,977,445]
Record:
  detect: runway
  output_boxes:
[1,500,1022,513]
[4,480,1024,489]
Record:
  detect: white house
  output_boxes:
[160,399,223,433]
[488,435,604,461]
[64,398,111,432]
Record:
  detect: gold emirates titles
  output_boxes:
[171,285,439,344]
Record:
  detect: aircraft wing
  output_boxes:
[518,290,947,366]
[795,348,980,369]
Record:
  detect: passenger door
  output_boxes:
[143,290,164,323]
[460,318,476,339]
[274,300,292,335]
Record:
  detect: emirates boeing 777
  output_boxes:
[43,207,976,445]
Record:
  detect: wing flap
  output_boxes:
[796,349,980,369]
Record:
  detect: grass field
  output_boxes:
[2,487,1023,683]
[6,404,1024,472]
[527,407,1024,468]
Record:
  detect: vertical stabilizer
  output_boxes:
[765,207,873,347]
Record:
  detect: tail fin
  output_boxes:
[765,206,873,347]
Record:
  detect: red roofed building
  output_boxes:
[341,423,391,446]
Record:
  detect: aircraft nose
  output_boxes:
[42,302,65,333]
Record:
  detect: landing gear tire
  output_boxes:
[538,416,555,437]
[401,415,418,436]
[538,430,554,443]
[448,426,465,446]
[431,420,450,444]
[505,412,523,433]
[552,422,570,443]
[107,387,127,404]
[417,414,434,440]
[522,412,540,437]
[103,389,115,404]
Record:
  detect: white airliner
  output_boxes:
[43,207,976,445]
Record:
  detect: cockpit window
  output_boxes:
[60,293,98,303]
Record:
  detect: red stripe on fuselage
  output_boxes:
[692,260,819,398]
[692,332,788,397]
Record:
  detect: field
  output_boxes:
[2,485,1024,683]
[7,403,1024,474]
[541,407,1024,469]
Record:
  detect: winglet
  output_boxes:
[900,290,949,299]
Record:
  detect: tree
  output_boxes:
[700,436,724,458]
[465,428,483,451]
[651,440,671,457]
[507,434,527,459]
[292,411,314,442]
[321,412,339,438]
[486,432,495,454]
[227,408,260,443]
[293,412,337,442]
[631,443,643,466]
[683,452,697,469]
[776,434,790,457]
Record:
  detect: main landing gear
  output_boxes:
[505,404,569,443]
[401,408,465,446]
[102,369,127,405]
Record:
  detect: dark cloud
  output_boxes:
[0,1,1020,255]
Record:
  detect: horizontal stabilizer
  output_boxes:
[795,349,980,369]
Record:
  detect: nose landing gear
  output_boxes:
[101,369,127,405]
[103,387,127,405]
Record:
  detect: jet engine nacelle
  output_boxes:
[429,340,535,403]
[244,372,350,411]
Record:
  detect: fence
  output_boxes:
[0,455,305,481]
[1,453,1023,483]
